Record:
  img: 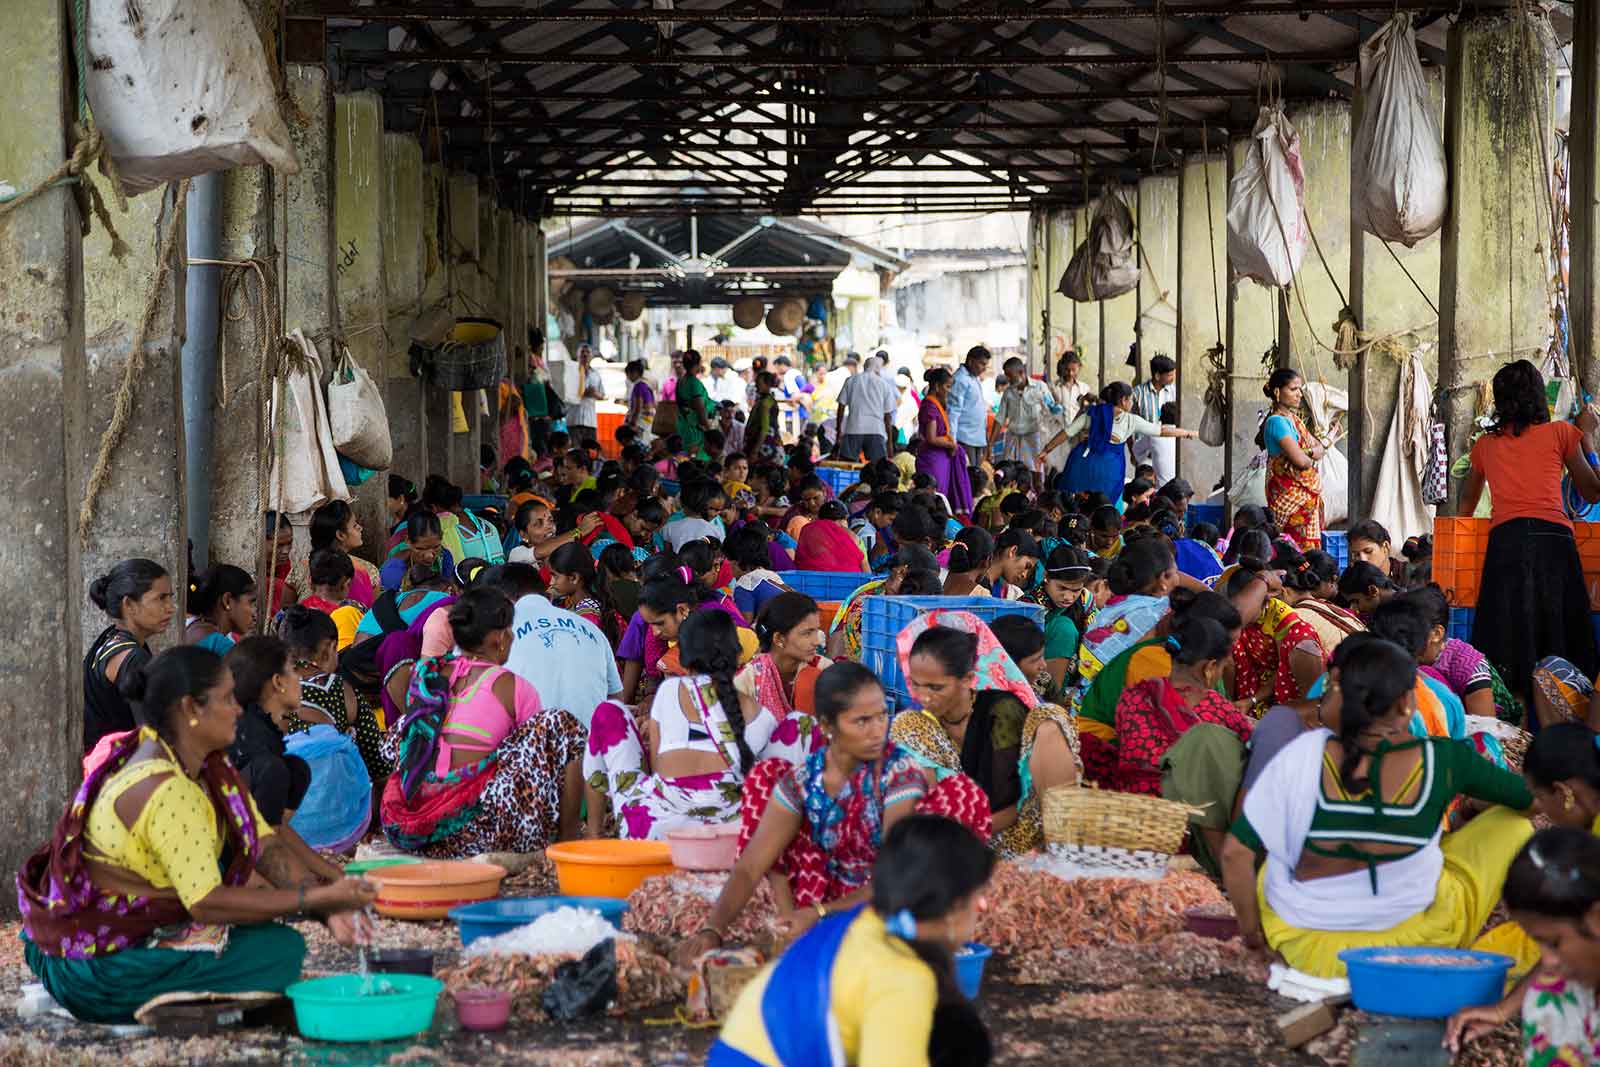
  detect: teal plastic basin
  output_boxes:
[286,973,444,1042]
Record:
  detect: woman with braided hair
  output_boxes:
[1220,636,1535,979]
[584,608,766,839]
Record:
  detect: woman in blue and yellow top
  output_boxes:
[711,814,994,1067]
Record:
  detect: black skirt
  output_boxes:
[1471,517,1599,706]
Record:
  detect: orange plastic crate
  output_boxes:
[1432,517,1488,607]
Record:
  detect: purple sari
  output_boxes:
[915,397,973,515]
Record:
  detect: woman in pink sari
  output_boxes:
[794,501,869,572]
[915,367,973,516]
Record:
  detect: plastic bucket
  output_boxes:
[954,943,993,999]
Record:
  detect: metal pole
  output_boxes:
[181,174,224,568]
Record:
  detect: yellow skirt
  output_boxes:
[1259,806,1533,978]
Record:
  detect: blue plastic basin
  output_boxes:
[955,942,993,1000]
[1338,946,1513,1019]
[448,895,630,947]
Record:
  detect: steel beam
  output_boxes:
[342,47,1357,69]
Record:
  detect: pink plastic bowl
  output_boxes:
[454,986,511,1032]
[666,824,741,871]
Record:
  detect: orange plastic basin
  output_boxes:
[816,601,840,629]
[545,840,676,898]
[366,860,508,920]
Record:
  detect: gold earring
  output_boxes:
[188,717,199,728]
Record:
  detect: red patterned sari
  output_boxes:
[1265,411,1323,550]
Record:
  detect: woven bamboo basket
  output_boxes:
[732,296,765,330]
[1040,784,1204,857]
[587,286,616,316]
[618,292,646,321]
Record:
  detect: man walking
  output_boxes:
[947,345,992,469]
[1129,353,1176,468]
[833,354,898,462]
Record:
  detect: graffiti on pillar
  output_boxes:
[334,239,360,277]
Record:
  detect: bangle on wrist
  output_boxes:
[697,923,724,944]
[297,884,307,914]
[814,902,827,920]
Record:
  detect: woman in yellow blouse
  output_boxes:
[19,646,378,1023]
[711,814,995,1067]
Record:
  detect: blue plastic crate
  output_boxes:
[861,595,1046,707]
[783,570,876,603]
[463,493,510,515]
[1187,503,1224,537]
[817,464,863,497]
[1449,607,1475,642]
[1321,530,1349,570]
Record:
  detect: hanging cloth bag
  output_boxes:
[1227,107,1308,288]
[326,343,393,470]
[1058,192,1140,302]
[270,331,350,515]
[86,0,298,195]
[1351,14,1448,246]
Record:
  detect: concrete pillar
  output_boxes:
[1139,175,1181,441]
[382,133,427,483]
[531,222,549,353]
[1348,72,1444,520]
[79,185,187,651]
[1177,153,1228,495]
[422,164,451,482]
[1045,209,1076,378]
[1072,203,1102,380]
[0,0,87,882]
[1283,103,1355,385]
[1101,186,1140,388]
[333,91,390,549]
[447,175,481,489]
[1570,1,1600,399]
[1027,208,1048,371]
[1228,139,1282,503]
[1438,12,1557,511]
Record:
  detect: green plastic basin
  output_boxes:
[343,857,422,876]
[286,973,443,1042]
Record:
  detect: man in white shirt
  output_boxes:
[570,344,606,445]
[946,345,992,467]
[1129,354,1176,468]
[833,354,898,462]
[503,590,623,730]
[707,357,747,412]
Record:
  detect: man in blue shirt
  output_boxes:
[946,345,992,468]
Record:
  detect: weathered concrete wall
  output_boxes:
[334,91,390,554]
[1438,13,1557,511]
[283,65,335,350]
[382,133,426,482]
[1284,104,1354,387]
[1177,154,1228,495]
[1229,140,1281,503]
[1101,186,1140,386]
[79,186,187,653]
[1575,3,1600,400]
[422,165,451,482]
[1138,175,1180,400]
[0,0,87,895]
[447,175,481,489]
[1046,210,1077,378]
[1348,71,1445,520]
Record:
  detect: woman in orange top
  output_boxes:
[1460,359,1600,714]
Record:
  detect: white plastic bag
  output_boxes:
[1227,108,1307,288]
[1318,446,1349,526]
[270,331,349,515]
[86,0,298,195]
[1058,193,1139,302]
[1351,14,1447,246]
[327,344,392,470]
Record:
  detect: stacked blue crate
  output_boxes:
[782,570,875,603]
[861,596,1045,708]
[1321,531,1349,570]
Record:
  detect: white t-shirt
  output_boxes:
[708,371,747,411]
[836,370,897,439]
[503,594,622,729]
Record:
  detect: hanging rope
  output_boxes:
[1380,239,1441,318]
[1151,0,1169,166]
[78,178,190,544]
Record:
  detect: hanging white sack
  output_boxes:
[1302,381,1351,525]
[1227,108,1308,288]
[1058,193,1140,302]
[1350,14,1448,246]
[86,0,298,195]
[326,344,393,470]
[270,331,350,516]
[1369,345,1437,545]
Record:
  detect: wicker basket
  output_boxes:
[1040,784,1204,857]
[429,330,506,392]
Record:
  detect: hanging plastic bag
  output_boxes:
[1227,108,1308,288]
[1198,401,1227,448]
[542,940,618,1021]
[327,344,392,470]
[1318,446,1350,526]
[1351,14,1448,246]
[284,725,370,853]
[86,0,298,196]
[1058,193,1139,302]
[1230,451,1269,510]
[270,331,349,515]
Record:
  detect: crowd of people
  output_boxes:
[20,346,1600,1067]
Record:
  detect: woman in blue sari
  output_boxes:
[1048,382,1195,502]
[711,814,994,1067]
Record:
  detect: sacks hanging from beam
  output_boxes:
[1227,107,1307,288]
[1351,13,1448,246]
[1057,192,1139,302]
[86,0,298,195]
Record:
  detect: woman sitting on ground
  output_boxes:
[734,593,832,765]
[1229,543,1326,712]
[85,560,176,756]
[1075,537,1180,685]
[1338,560,1400,619]
[279,606,393,786]
[711,815,994,1067]
[795,499,870,573]
[1221,637,1533,979]
[378,511,458,591]
[1347,518,1408,587]
[726,524,790,621]
[679,664,992,963]
[1276,549,1363,657]
[585,610,767,839]
[548,541,625,647]
[380,589,587,857]
[307,499,381,607]
[826,544,944,661]
[1365,595,1468,740]
[1035,545,1095,692]
[1407,584,1523,725]
[19,646,376,1024]
[941,526,995,598]
[183,565,257,657]
[299,549,364,651]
